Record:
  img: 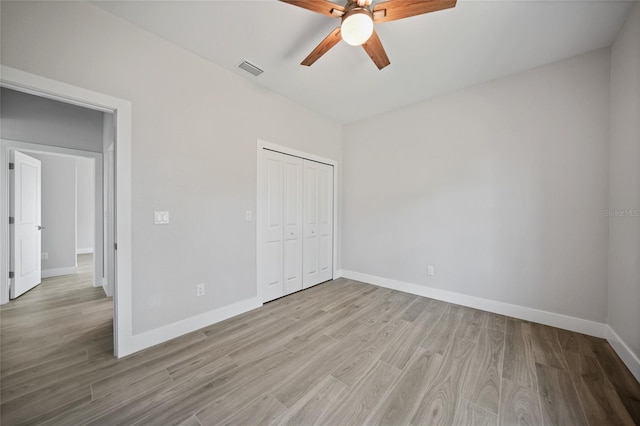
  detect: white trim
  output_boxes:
[128,297,262,354]
[256,139,340,304]
[341,270,608,338]
[1,66,133,358]
[607,326,640,382]
[42,266,77,278]
[77,248,94,254]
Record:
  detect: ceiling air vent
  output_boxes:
[238,60,264,77]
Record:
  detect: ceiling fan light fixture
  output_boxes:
[341,9,373,46]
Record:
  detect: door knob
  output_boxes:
[38,225,46,231]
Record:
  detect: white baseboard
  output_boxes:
[101,277,113,297]
[334,269,344,279]
[341,270,608,339]
[607,326,640,382]
[128,297,263,354]
[77,248,94,254]
[41,266,77,278]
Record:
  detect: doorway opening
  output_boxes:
[7,147,104,299]
[0,66,133,357]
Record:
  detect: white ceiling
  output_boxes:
[93,0,634,124]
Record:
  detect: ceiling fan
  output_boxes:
[280,0,457,70]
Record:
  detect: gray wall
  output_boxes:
[76,157,95,252]
[343,49,611,323]
[0,88,104,153]
[608,4,640,361]
[29,152,77,273]
[1,1,343,334]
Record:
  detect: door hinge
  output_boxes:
[8,162,14,170]
[9,217,14,225]
[9,272,14,279]
[114,243,117,250]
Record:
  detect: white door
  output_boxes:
[282,154,304,296]
[303,160,333,288]
[10,151,42,299]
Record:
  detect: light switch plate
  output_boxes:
[245,210,253,222]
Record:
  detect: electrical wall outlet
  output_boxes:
[427,265,434,276]
[196,283,205,297]
[41,252,48,260]
[154,211,170,224]
[245,210,253,222]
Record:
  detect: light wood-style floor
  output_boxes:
[1,255,639,425]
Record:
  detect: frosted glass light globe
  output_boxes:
[341,12,374,46]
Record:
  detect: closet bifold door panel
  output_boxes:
[263,150,285,302]
[262,150,304,303]
[303,159,334,288]
[282,154,304,296]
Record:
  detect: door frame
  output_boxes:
[0,65,133,358]
[3,142,104,287]
[256,139,339,303]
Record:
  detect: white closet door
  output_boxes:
[303,160,333,288]
[263,151,285,302]
[283,155,303,295]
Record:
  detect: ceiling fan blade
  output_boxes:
[301,27,343,66]
[361,29,390,70]
[279,0,345,18]
[373,0,456,23]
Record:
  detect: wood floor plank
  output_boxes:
[530,322,568,370]
[420,303,463,355]
[95,344,296,426]
[589,337,640,423]
[556,328,597,357]
[499,378,543,426]
[380,310,441,370]
[323,288,392,339]
[411,337,476,425]
[41,369,174,425]
[331,318,408,386]
[322,360,401,426]
[218,393,287,426]
[564,350,635,426]
[0,380,92,425]
[457,306,487,343]
[399,297,432,323]
[272,329,373,408]
[166,353,237,385]
[272,375,348,426]
[462,326,504,414]
[484,312,506,333]
[195,336,339,424]
[536,363,588,426]
[452,399,498,426]
[367,349,443,425]
[503,319,538,390]
[178,415,202,426]
[0,349,88,397]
